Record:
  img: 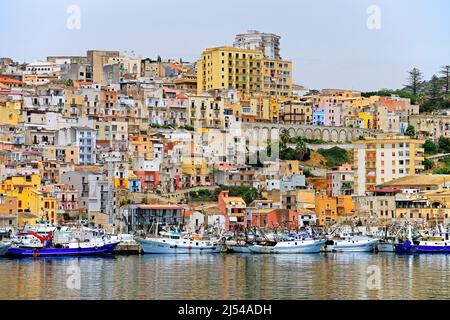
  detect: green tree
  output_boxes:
[440,65,450,94]
[424,159,435,170]
[405,125,416,138]
[294,137,311,162]
[424,140,439,154]
[280,129,291,145]
[438,137,450,153]
[404,68,424,95]
[428,75,443,100]
[318,147,349,168]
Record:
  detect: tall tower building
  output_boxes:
[234,30,281,60]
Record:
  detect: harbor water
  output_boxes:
[1,253,450,300]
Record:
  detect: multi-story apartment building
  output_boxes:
[54,127,97,165]
[409,114,450,142]
[283,100,312,124]
[327,163,354,197]
[233,30,282,60]
[197,46,292,97]
[187,94,225,129]
[353,135,425,196]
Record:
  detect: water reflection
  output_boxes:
[1,253,450,300]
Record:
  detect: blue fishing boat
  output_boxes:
[395,238,450,254]
[6,241,120,258]
[395,223,450,254]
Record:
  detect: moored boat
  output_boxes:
[225,240,253,253]
[322,236,379,252]
[0,242,12,256]
[376,241,396,252]
[138,231,222,254]
[6,241,120,258]
[248,239,326,254]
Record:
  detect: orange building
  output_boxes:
[130,135,153,161]
[252,209,298,230]
[315,191,355,226]
[0,195,19,226]
[218,191,247,231]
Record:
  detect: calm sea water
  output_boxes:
[1,253,450,300]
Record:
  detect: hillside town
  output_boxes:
[1,29,450,238]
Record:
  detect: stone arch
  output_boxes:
[305,128,313,139]
[288,128,296,138]
[331,130,339,142]
[347,131,354,142]
[322,129,330,142]
[313,129,322,140]
[339,130,346,143]
[296,128,305,138]
[270,127,279,142]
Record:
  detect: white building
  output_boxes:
[234,30,282,60]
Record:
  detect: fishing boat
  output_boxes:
[395,223,450,254]
[0,242,12,256]
[322,235,379,252]
[376,238,396,252]
[138,231,222,254]
[248,238,326,254]
[12,233,45,249]
[225,239,253,253]
[6,241,120,258]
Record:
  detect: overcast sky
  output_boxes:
[1,0,449,91]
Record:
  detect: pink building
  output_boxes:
[43,184,78,212]
[318,101,341,127]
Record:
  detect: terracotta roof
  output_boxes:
[0,77,24,85]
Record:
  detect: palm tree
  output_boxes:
[294,138,310,161]
[280,129,291,145]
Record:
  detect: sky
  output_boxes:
[0,0,449,91]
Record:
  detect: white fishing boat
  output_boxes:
[0,242,12,256]
[138,231,222,254]
[248,239,326,254]
[225,240,253,253]
[376,238,396,252]
[12,233,44,249]
[322,235,378,252]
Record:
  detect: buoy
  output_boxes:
[188,246,193,250]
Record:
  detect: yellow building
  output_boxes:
[261,59,292,97]
[43,146,79,164]
[0,174,57,225]
[0,99,22,125]
[64,89,83,117]
[283,100,313,125]
[281,160,303,176]
[188,95,226,129]
[197,46,292,97]
[357,112,374,129]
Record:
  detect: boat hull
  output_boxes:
[228,245,253,254]
[6,242,120,258]
[376,243,396,252]
[248,240,326,254]
[139,239,222,254]
[323,240,378,253]
[0,243,11,256]
[395,241,450,254]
